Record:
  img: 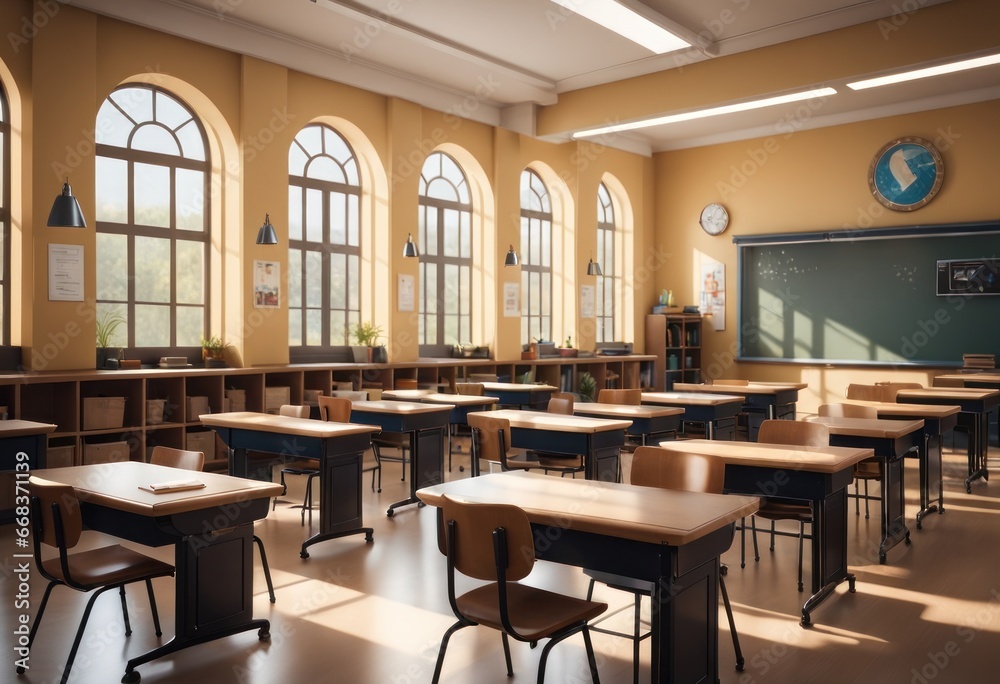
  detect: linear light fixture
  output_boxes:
[572,86,838,138]
[550,0,690,54]
[847,51,1000,90]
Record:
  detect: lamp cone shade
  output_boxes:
[504,244,519,266]
[587,258,603,276]
[47,180,87,227]
[403,232,419,257]
[256,213,278,245]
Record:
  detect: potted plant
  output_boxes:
[577,371,597,402]
[95,310,125,369]
[349,321,385,363]
[201,336,229,366]
[558,335,578,358]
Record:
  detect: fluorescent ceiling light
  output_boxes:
[551,0,690,54]
[573,87,838,138]
[847,52,1000,90]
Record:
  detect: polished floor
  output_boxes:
[4,442,1000,684]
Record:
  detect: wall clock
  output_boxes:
[868,137,943,211]
[699,203,729,235]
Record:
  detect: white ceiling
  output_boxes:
[71,0,1000,153]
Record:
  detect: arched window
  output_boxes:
[418,151,472,347]
[288,124,362,357]
[596,182,618,342]
[520,169,552,344]
[0,84,9,345]
[95,85,210,359]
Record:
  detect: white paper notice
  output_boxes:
[580,284,595,319]
[48,244,84,301]
[503,282,520,317]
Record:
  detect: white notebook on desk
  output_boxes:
[139,479,206,494]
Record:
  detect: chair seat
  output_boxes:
[585,569,654,595]
[280,465,319,476]
[457,582,607,642]
[42,545,174,588]
[755,499,812,522]
[855,459,881,479]
[506,450,584,473]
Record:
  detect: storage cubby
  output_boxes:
[80,378,143,431]
[21,381,79,433]
[645,314,703,391]
[146,376,184,426]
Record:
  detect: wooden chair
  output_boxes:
[818,403,881,518]
[318,395,381,493]
[274,404,322,525]
[468,413,584,477]
[585,446,745,682]
[395,378,418,390]
[431,494,606,683]
[845,383,885,401]
[20,479,175,684]
[538,394,586,477]
[597,388,641,405]
[747,420,824,592]
[150,446,276,603]
[450,383,485,472]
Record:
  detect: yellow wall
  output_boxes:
[654,100,1000,410]
[1,2,653,370]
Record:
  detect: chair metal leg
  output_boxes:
[864,479,871,519]
[253,534,276,603]
[631,594,642,684]
[797,522,805,593]
[144,578,163,636]
[501,632,514,677]
[582,626,602,684]
[751,516,760,562]
[119,585,132,636]
[431,620,469,684]
[769,520,776,552]
[719,574,744,671]
[62,587,115,684]
[16,582,57,673]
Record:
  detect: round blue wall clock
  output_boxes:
[868,137,943,211]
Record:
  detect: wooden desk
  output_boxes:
[30,462,282,682]
[656,439,871,626]
[641,391,744,439]
[842,400,960,527]
[674,382,806,440]
[471,409,630,481]
[347,400,453,516]
[480,382,558,409]
[416,471,759,684]
[1,420,56,523]
[383,390,499,472]
[806,416,922,563]
[572,403,683,446]
[897,387,1000,492]
[201,412,380,557]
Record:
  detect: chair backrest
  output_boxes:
[396,378,418,390]
[845,383,884,401]
[468,413,511,464]
[818,403,878,419]
[630,446,725,495]
[758,419,830,447]
[597,388,641,405]
[438,494,534,582]
[149,445,205,471]
[318,395,352,422]
[30,479,84,550]
[330,390,369,401]
[711,378,749,386]
[547,395,574,415]
[877,382,923,400]
[455,383,484,396]
[278,404,310,418]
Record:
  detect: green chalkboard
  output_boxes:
[737,224,1000,365]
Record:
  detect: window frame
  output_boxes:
[520,169,553,345]
[596,182,618,342]
[0,85,9,346]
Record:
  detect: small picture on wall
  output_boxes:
[254,260,280,308]
[701,258,725,331]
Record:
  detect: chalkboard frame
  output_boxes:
[734,220,1000,367]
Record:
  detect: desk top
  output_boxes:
[31,461,283,517]
[573,403,683,419]
[806,416,924,438]
[417,470,759,546]
[348,400,455,415]
[673,382,808,395]
[934,373,1000,385]
[481,382,559,393]
[642,391,746,406]
[0,420,58,437]
[382,390,499,407]
[200,411,380,437]
[472,409,632,433]
[897,387,1000,401]
[840,400,961,419]
[655,439,872,473]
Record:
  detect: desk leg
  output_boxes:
[122,525,269,683]
[801,488,856,627]
[650,559,719,683]
[964,412,989,493]
[301,449,373,558]
[387,428,444,516]
[878,452,911,564]
[916,434,944,529]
